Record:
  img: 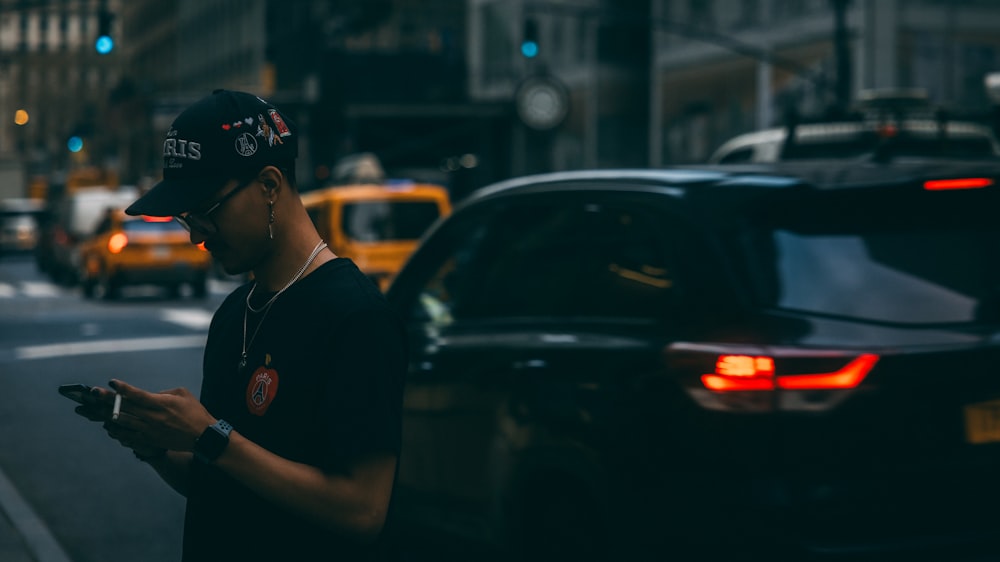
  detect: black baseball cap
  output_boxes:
[125,89,297,217]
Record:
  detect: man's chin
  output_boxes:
[212,253,248,277]
[221,262,250,277]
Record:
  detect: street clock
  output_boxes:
[515,76,570,131]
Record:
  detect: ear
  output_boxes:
[258,166,283,195]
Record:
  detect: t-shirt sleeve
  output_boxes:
[322,304,407,464]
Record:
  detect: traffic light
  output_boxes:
[95,9,114,54]
[521,18,539,58]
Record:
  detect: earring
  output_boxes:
[267,201,275,240]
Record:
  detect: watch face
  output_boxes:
[516,76,569,130]
[194,422,231,463]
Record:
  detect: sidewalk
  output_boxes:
[0,466,72,562]
[0,508,36,562]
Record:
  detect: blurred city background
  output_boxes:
[1,0,999,203]
[4,3,1000,561]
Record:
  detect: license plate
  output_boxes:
[152,246,171,259]
[964,399,1000,444]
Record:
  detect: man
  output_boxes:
[75,90,406,561]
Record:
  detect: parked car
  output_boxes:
[77,210,211,299]
[37,186,138,284]
[300,181,451,291]
[0,197,45,256]
[709,89,1000,164]
[385,161,1000,560]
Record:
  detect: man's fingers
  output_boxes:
[109,379,163,410]
[162,387,193,399]
[74,405,106,422]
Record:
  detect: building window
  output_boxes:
[59,8,68,51]
[688,0,715,28]
[479,1,515,87]
[39,11,48,51]
[737,0,760,28]
[18,12,28,52]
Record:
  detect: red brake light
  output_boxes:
[877,123,898,138]
[776,354,879,390]
[196,242,207,251]
[923,178,993,191]
[701,355,776,391]
[108,232,128,254]
[700,353,878,392]
[669,343,881,413]
[141,215,174,222]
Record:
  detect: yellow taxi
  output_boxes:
[300,181,451,291]
[78,209,211,299]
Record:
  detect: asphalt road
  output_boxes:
[0,253,239,562]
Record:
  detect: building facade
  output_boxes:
[651,0,1000,165]
[120,0,478,193]
[467,0,652,176]
[0,0,122,182]
[11,1,999,198]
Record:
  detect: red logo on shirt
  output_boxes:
[246,356,279,416]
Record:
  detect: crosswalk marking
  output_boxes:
[160,308,214,330]
[0,279,239,299]
[21,281,61,298]
[0,280,62,298]
[15,335,207,361]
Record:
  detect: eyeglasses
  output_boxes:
[174,177,256,235]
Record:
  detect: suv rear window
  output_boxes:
[736,187,1000,325]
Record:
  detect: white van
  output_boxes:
[709,90,1000,164]
[45,186,139,284]
[709,120,1000,164]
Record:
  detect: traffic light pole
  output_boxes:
[832,0,852,116]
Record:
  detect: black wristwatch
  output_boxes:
[193,419,233,464]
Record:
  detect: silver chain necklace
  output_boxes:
[239,240,327,370]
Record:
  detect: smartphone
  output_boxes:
[58,383,94,404]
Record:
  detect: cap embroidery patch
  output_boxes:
[257,113,284,147]
[268,109,292,137]
[246,353,279,416]
[235,132,258,156]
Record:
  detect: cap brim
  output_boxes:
[125,176,219,217]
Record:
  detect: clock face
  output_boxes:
[516,77,569,130]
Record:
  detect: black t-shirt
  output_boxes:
[182,258,407,562]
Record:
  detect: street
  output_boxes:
[0,254,237,562]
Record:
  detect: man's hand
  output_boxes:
[107,379,216,453]
[73,385,115,422]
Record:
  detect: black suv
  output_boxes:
[386,161,1000,560]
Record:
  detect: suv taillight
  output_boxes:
[923,178,993,190]
[667,343,879,413]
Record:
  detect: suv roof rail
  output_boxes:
[856,88,930,109]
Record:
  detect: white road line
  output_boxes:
[0,465,72,562]
[208,279,241,295]
[15,335,206,361]
[160,308,214,330]
[20,281,61,298]
[0,283,15,298]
